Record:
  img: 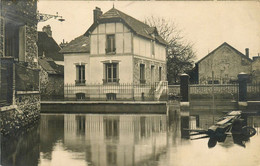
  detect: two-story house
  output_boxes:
[61,7,168,100]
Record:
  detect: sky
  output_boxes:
[37,1,260,61]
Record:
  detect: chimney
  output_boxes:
[245,48,249,58]
[42,25,52,37]
[93,7,102,23]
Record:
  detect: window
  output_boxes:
[4,22,26,61]
[159,67,162,81]
[140,64,146,84]
[151,65,155,83]
[75,65,85,85]
[104,63,119,83]
[106,34,116,53]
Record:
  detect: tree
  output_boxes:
[145,16,196,84]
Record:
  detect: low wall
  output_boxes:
[0,91,40,136]
[41,101,167,114]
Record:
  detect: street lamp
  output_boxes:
[37,11,65,22]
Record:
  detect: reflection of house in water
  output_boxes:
[64,115,167,166]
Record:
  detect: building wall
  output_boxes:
[252,58,260,83]
[0,1,40,135]
[133,57,167,84]
[64,53,90,85]
[90,22,132,55]
[0,93,40,136]
[40,68,64,99]
[133,36,166,61]
[90,22,166,62]
[198,45,251,84]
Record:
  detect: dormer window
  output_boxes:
[106,34,116,54]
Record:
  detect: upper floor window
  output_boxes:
[103,63,119,83]
[75,65,85,85]
[106,34,116,54]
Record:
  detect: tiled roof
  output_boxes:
[39,57,64,75]
[59,35,90,54]
[37,32,63,61]
[85,8,168,46]
[196,42,253,64]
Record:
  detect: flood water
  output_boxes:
[1,111,260,166]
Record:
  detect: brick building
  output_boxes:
[0,0,40,135]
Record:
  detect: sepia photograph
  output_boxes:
[0,0,260,165]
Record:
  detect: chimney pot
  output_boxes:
[245,48,249,58]
[42,25,52,37]
[93,7,102,23]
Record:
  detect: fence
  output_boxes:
[62,82,168,101]
[168,83,260,101]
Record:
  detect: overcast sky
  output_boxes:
[38,1,260,61]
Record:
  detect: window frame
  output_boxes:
[140,64,146,84]
[106,34,116,54]
[103,63,119,84]
[75,64,86,85]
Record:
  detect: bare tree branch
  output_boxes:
[145,16,196,84]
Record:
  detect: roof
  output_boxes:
[84,7,168,46]
[59,35,90,54]
[38,57,64,75]
[37,32,63,61]
[196,42,253,64]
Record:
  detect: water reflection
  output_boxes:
[0,124,40,166]
[1,112,260,166]
[40,114,168,166]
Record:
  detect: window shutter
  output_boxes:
[19,25,26,61]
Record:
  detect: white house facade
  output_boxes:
[61,7,168,100]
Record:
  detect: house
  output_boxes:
[37,25,64,99]
[60,7,168,100]
[39,57,64,100]
[195,42,252,84]
[0,0,40,134]
[37,25,64,66]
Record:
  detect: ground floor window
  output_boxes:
[76,65,85,85]
[104,63,119,83]
[159,67,162,81]
[140,64,146,84]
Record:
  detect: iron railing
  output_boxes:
[61,82,168,101]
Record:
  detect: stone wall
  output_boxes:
[0,93,40,136]
[25,24,38,68]
[133,57,167,84]
[40,68,64,99]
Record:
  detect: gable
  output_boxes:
[196,42,252,65]
[84,8,168,46]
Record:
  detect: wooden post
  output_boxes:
[212,71,215,122]
[180,73,189,102]
[238,72,248,109]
